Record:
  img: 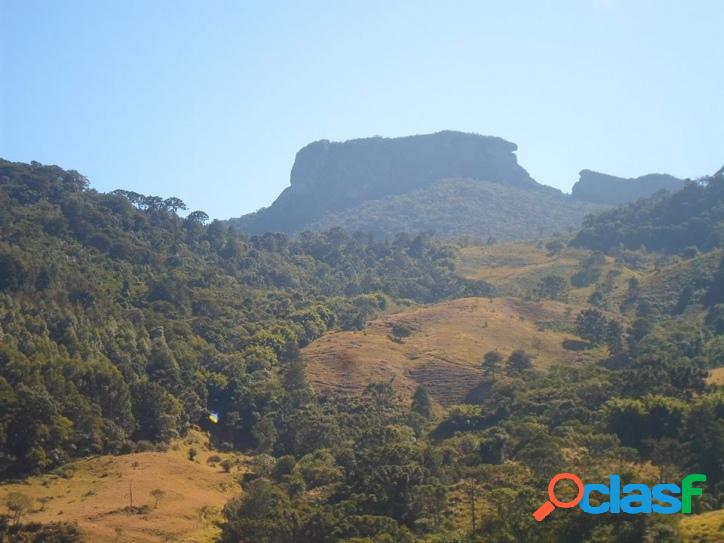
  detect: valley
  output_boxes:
[2,2,721,540]
[0,157,721,543]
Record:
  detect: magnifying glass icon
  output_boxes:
[533,473,584,521]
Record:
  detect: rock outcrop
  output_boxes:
[233,131,540,233]
[571,169,685,205]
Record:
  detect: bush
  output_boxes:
[207,454,222,464]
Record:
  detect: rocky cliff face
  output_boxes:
[233,131,541,233]
[571,169,685,205]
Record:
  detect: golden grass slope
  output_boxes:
[307,241,718,405]
[0,431,245,543]
[708,367,724,387]
[457,241,586,286]
[459,242,722,315]
[680,508,724,542]
[304,296,595,405]
[457,242,641,306]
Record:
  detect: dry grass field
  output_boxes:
[457,242,640,306]
[459,243,723,318]
[680,508,724,542]
[457,242,586,294]
[708,367,724,387]
[0,431,245,543]
[304,296,597,405]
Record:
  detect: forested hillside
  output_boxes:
[573,167,724,253]
[0,158,491,477]
[0,158,722,543]
[305,178,605,240]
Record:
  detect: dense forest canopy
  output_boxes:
[0,158,492,476]
[573,168,724,253]
[0,158,722,543]
[302,178,605,241]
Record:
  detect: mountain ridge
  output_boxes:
[232,131,545,234]
[571,168,686,204]
[231,131,691,239]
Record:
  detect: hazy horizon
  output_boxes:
[2,0,722,219]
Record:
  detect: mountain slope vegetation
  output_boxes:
[232,131,540,234]
[305,178,605,240]
[303,296,597,405]
[0,430,243,543]
[0,158,491,477]
[0,157,722,543]
[231,132,613,240]
[573,167,724,253]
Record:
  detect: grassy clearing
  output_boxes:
[680,508,724,542]
[457,242,641,305]
[639,249,722,314]
[708,367,724,387]
[0,430,246,543]
[458,242,722,319]
[457,242,585,287]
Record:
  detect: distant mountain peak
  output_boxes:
[571,169,685,205]
[233,131,544,234]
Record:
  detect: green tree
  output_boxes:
[220,478,299,543]
[605,319,625,356]
[186,210,209,224]
[131,382,181,442]
[253,415,278,454]
[536,275,568,301]
[576,308,609,346]
[163,197,186,213]
[507,350,533,372]
[147,331,182,392]
[482,350,504,377]
[411,386,433,419]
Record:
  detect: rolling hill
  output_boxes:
[0,431,245,543]
[303,296,597,405]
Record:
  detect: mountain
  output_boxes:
[306,177,604,241]
[572,167,724,252]
[231,131,603,238]
[571,169,686,205]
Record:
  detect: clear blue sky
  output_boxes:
[1,1,722,219]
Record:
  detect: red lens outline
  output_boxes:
[548,473,584,508]
[533,473,584,521]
